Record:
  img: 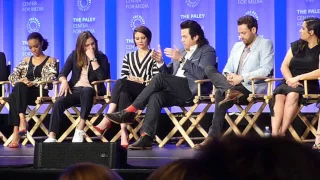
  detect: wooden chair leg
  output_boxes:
[0,132,7,143]
[223,102,255,136]
[176,104,211,146]
[241,102,266,136]
[22,104,52,145]
[83,104,108,142]
[301,110,320,140]
[158,105,198,148]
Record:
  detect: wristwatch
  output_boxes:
[90,57,97,62]
[179,57,186,63]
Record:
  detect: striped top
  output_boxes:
[121,50,159,81]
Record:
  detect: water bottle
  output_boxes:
[264,126,271,137]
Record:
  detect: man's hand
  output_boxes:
[164,46,183,62]
[152,44,163,64]
[227,73,243,86]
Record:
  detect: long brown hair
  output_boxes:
[75,31,98,68]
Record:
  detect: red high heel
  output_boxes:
[121,133,129,149]
[8,135,20,148]
[94,123,112,136]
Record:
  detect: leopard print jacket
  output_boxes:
[8,60,57,90]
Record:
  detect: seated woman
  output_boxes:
[94,26,160,148]
[8,32,57,148]
[269,17,320,137]
[44,31,109,143]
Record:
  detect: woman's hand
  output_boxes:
[58,79,72,97]
[127,75,144,84]
[286,76,300,87]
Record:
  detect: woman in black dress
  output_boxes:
[270,18,320,137]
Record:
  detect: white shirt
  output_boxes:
[157,44,198,78]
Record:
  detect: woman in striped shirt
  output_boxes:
[94,26,160,148]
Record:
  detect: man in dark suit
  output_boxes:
[106,20,216,149]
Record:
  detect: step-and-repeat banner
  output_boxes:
[227,0,275,53]
[116,0,160,78]
[171,0,215,56]
[287,0,320,47]
[13,0,54,67]
[64,0,106,61]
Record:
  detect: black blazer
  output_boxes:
[58,50,110,95]
[0,52,8,81]
[159,44,216,97]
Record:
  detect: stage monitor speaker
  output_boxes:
[34,142,127,169]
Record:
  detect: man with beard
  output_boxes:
[194,15,274,149]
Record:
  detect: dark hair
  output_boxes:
[196,136,320,180]
[59,163,122,180]
[75,31,98,68]
[133,26,152,46]
[27,32,49,51]
[297,17,320,53]
[237,15,258,33]
[180,20,209,47]
[147,159,210,180]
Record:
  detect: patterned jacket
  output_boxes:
[8,59,57,90]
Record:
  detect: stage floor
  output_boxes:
[0,143,197,168]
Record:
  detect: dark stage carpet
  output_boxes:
[0,143,198,180]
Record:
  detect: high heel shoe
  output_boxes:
[312,143,320,150]
[94,123,112,136]
[18,121,28,136]
[8,135,20,148]
[121,133,129,149]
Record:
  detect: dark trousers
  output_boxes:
[49,86,95,134]
[110,79,146,111]
[205,66,251,138]
[8,82,48,126]
[132,73,193,138]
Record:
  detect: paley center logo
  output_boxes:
[305,0,315,2]
[130,15,145,30]
[27,17,40,33]
[77,0,92,11]
[186,0,201,8]
[245,10,259,21]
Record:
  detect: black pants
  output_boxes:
[8,82,48,126]
[49,86,95,134]
[132,73,193,138]
[110,79,146,111]
[205,66,251,138]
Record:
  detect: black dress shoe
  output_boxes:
[105,110,136,124]
[194,136,213,150]
[128,135,153,150]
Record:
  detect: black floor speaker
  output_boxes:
[34,142,127,169]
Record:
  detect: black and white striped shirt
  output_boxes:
[121,50,159,81]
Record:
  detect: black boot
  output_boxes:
[128,135,153,150]
[105,110,136,124]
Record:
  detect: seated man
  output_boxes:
[106,20,216,149]
[194,15,274,149]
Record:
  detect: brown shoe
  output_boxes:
[218,89,244,109]
[194,136,213,150]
